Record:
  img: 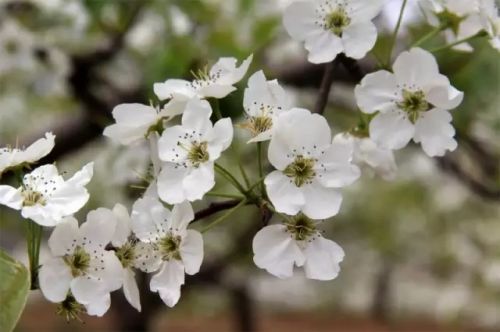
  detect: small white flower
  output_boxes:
[0,20,36,75]
[333,133,397,180]
[157,98,233,204]
[420,0,483,52]
[0,132,55,175]
[479,0,500,51]
[283,0,385,63]
[131,197,203,307]
[0,162,93,226]
[153,54,253,114]
[98,204,142,312]
[241,70,291,143]
[38,214,123,317]
[265,108,360,219]
[253,216,344,280]
[355,48,464,157]
[103,103,172,146]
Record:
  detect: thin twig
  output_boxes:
[313,59,338,114]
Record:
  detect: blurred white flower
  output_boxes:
[103,103,172,146]
[253,216,344,280]
[420,0,483,52]
[0,19,36,75]
[38,214,122,317]
[479,0,500,51]
[355,48,463,157]
[131,198,203,307]
[157,99,233,204]
[333,132,397,180]
[0,162,93,226]
[283,0,385,63]
[265,108,360,219]
[241,70,291,143]
[153,54,253,114]
[0,132,55,175]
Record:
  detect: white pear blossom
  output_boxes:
[0,162,93,226]
[265,108,360,219]
[241,70,291,143]
[153,54,253,114]
[283,0,385,63]
[355,48,464,157]
[131,197,203,307]
[100,204,142,312]
[0,20,36,75]
[479,0,500,51]
[157,98,233,204]
[420,0,483,52]
[0,132,55,175]
[333,133,397,180]
[103,103,173,146]
[38,214,123,317]
[253,215,344,280]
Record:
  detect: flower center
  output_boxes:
[63,246,91,277]
[187,141,210,167]
[285,216,317,241]
[56,293,85,322]
[21,189,46,207]
[326,8,351,36]
[159,233,182,261]
[115,242,135,269]
[436,9,464,35]
[247,115,273,136]
[397,89,429,123]
[283,155,316,187]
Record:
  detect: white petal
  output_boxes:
[305,29,343,64]
[170,201,195,232]
[180,229,204,275]
[81,208,117,248]
[90,251,124,292]
[123,269,141,312]
[342,22,377,59]
[85,293,111,317]
[414,109,457,157]
[283,1,318,41]
[103,104,158,145]
[48,216,79,256]
[158,125,189,163]
[252,224,305,279]
[301,182,343,219]
[182,99,212,133]
[349,0,385,21]
[71,277,108,305]
[150,260,185,307]
[38,258,72,303]
[265,171,305,216]
[316,140,360,188]
[133,242,162,273]
[157,164,189,204]
[393,48,441,88]
[20,132,56,165]
[303,236,344,281]
[153,79,196,100]
[0,185,22,210]
[369,110,415,150]
[356,138,398,180]
[183,162,215,202]
[355,70,399,114]
[198,84,237,99]
[209,118,233,158]
[426,84,464,110]
[210,54,253,85]
[131,195,171,242]
[111,204,132,247]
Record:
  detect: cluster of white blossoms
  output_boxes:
[1,0,496,322]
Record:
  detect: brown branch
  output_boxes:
[313,59,338,114]
[193,199,242,222]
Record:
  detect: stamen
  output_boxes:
[159,233,182,261]
[283,155,316,187]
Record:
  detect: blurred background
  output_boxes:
[0,0,499,331]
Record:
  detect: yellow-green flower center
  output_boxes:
[22,189,46,207]
[436,9,464,35]
[397,89,429,123]
[159,233,182,261]
[115,242,135,269]
[63,246,91,277]
[56,293,85,322]
[326,8,351,36]
[284,155,316,187]
[286,216,317,241]
[187,141,209,167]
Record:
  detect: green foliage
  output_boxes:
[0,250,30,332]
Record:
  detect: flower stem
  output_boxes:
[26,220,42,289]
[206,192,245,199]
[429,31,488,53]
[411,25,445,48]
[256,142,265,197]
[201,198,248,233]
[314,59,338,114]
[212,99,223,120]
[215,163,248,195]
[386,0,408,67]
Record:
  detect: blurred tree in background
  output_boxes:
[0,0,499,331]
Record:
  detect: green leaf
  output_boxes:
[0,249,30,332]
